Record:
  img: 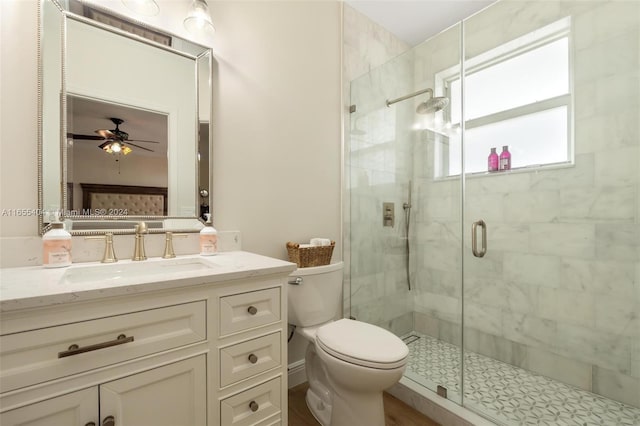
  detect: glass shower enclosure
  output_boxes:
[346,1,639,424]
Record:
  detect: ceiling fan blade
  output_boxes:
[96,129,116,138]
[127,139,160,144]
[68,133,104,140]
[126,142,154,152]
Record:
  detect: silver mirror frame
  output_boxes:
[38,0,213,236]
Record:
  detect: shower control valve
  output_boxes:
[383,202,395,227]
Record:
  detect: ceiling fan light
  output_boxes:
[184,0,215,36]
[111,141,123,153]
[101,141,133,155]
[121,0,160,17]
[101,142,114,154]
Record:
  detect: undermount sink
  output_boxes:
[61,257,216,284]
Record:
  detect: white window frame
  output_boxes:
[435,17,574,178]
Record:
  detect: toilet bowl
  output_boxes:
[288,263,408,426]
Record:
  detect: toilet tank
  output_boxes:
[287,261,344,327]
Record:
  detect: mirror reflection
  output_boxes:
[67,96,169,217]
[40,0,212,234]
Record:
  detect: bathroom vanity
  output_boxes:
[0,252,296,426]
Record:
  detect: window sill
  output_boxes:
[435,160,574,182]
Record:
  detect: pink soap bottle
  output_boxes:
[488,147,499,172]
[499,145,511,171]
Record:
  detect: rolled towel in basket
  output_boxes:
[310,238,332,247]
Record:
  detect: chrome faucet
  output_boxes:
[132,222,147,261]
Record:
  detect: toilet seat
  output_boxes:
[316,319,408,370]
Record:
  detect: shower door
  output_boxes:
[347,1,639,423]
[347,22,464,405]
[461,1,640,424]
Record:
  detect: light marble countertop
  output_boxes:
[0,251,297,312]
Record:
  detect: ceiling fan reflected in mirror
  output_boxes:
[68,117,159,155]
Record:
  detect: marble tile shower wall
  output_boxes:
[345,5,419,334]
[342,5,410,325]
[410,23,463,348]
[412,1,639,407]
[348,59,416,335]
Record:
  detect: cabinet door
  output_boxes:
[0,387,98,426]
[99,356,206,426]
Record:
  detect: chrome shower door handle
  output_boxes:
[471,220,487,258]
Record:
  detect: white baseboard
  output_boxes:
[288,359,307,388]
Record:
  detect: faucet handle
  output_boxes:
[162,232,188,259]
[85,233,117,263]
[135,221,148,234]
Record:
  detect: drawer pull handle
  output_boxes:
[247,306,258,315]
[58,334,134,358]
[249,401,259,412]
[85,423,96,426]
[102,416,115,426]
[288,277,303,285]
[248,353,258,364]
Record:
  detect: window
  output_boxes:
[437,18,572,177]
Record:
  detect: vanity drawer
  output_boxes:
[220,332,281,388]
[0,301,206,393]
[220,376,281,426]
[219,288,281,336]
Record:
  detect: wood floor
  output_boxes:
[288,383,440,426]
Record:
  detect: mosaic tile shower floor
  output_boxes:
[402,331,640,426]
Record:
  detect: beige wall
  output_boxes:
[0,0,40,238]
[209,1,342,260]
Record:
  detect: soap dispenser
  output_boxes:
[43,215,72,268]
[199,213,218,256]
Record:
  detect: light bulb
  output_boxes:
[111,142,122,153]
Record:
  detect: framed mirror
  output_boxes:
[39,0,212,235]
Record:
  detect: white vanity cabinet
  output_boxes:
[1,356,206,426]
[0,387,98,426]
[0,252,296,426]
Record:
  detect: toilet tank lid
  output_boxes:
[292,261,343,276]
[316,319,408,367]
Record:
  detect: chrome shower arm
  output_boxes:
[386,88,433,107]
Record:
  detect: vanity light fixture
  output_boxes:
[121,0,160,16]
[100,140,133,155]
[184,0,215,36]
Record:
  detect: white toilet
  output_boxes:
[288,262,408,426]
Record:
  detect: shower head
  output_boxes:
[416,96,449,114]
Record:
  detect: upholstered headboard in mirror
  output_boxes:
[80,183,168,216]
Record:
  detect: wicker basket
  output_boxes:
[286,241,335,268]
